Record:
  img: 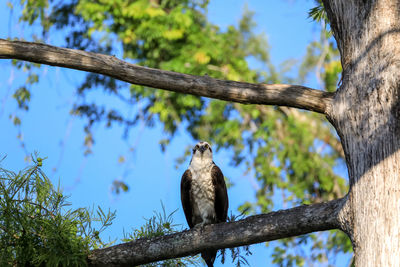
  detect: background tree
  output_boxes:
[0,0,357,266]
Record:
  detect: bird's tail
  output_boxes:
[201,249,217,267]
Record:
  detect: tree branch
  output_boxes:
[88,197,346,266]
[0,39,333,114]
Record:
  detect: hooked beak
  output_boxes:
[198,146,206,154]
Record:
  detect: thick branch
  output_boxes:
[88,198,346,266]
[0,39,333,114]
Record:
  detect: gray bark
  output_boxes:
[322,0,400,266]
[2,1,400,265]
[0,39,332,114]
[88,198,346,266]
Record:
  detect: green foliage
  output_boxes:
[0,158,116,266]
[299,28,341,93]
[308,0,329,26]
[16,0,273,137]
[9,60,41,111]
[123,202,179,241]
[220,212,252,267]
[12,86,31,110]
[122,202,202,267]
[8,0,351,266]
[121,206,252,267]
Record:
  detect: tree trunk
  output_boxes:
[2,1,400,265]
[324,0,400,266]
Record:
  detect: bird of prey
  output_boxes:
[181,141,229,267]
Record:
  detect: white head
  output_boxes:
[190,141,213,168]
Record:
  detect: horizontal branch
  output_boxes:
[0,39,333,114]
[88,197,346,266]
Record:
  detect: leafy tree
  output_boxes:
[0,157,115,266]
[2,0,352,266]
[0,158,206,266]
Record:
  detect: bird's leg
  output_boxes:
[193,223,202,229]
[194,222,206,228]
[194,218,211,228]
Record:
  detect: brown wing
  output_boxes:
[211,165,229,223]
[181,169,194,228]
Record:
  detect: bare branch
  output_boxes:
[0,39,333,114]
[88,197,346,266]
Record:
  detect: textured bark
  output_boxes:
[2,1,400,266]
[88,198,346,266]
[0,39,332,114]
[323,0,400,266]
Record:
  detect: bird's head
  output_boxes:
[190,141,213,166]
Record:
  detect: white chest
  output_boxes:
[189,165,216,225]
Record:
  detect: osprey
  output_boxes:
[181,141,229,267]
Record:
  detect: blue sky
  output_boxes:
[0,1,350,266]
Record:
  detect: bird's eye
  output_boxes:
[204,144,209,148]
[195,145,199,150]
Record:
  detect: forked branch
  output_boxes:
[0,39,333,114]
[88,197,346,266]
